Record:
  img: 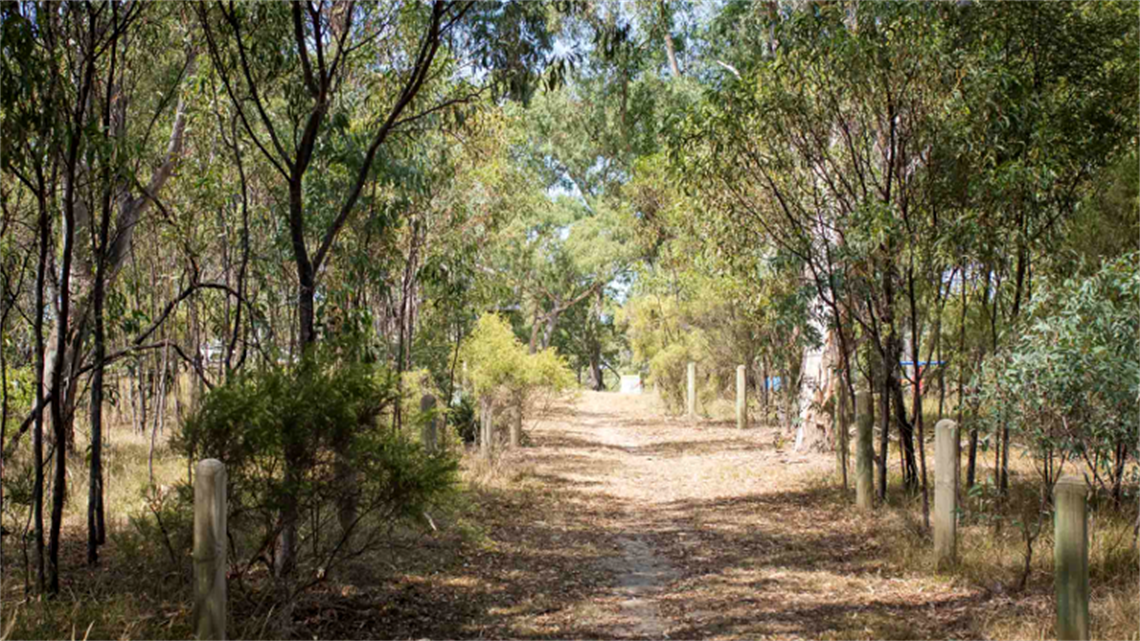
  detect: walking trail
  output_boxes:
[347,391,987,639]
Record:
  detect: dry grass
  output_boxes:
[2,389,1136,640]
[854,431,1139,641]
[1,416,196,640]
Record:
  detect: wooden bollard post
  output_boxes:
[479,397,493,459]
[736,365,747,429]
[1055,475,1089,641]
[510,404,522,449]
[934,419,959,569]
[193,459,226,640]
[855,391,873,510]
[420,394,438,453]
[686,362,696,418]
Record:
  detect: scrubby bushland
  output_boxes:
[176,347,459,601]
[621,286,808,423]
[974,252,1139,504]
[461,313,576,448]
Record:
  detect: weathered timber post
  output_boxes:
[736,365,747,429]
[686,362,696,418]
[193,459,226,640]
[934,419,959,569]
[420,394,438,454]
[855,391,874,510]
[1055,475,1089,641]
[509,400,522,449]
[479,397,493,459]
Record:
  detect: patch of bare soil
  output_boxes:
[279,391,1016,639]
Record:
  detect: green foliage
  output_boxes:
[1,364,34,419]
[461,313,575,413]
[623,294,705,412]
[1056,151,1140,276]
[526,345,579,397]
[623,281,807,418]
[973,253,1139,498]
[112,487,194,575]
[450,395,478,444]
[177,348,459,586]
[400,367,441,422]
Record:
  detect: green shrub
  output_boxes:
[450,395,478,444]
[462,313,576,397]
[623,291,803,418]
[460,313,575,441]
[112,486,194,576]
[974,252,1139,503]
[176,347,459,594]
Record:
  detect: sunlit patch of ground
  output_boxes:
[374,390,1134,640]
[3,390,1135,639]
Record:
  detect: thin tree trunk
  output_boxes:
[136,364,147,437]
[881,260,919,491]
[1112,438,1126,506]
[936,332,945,419]
[993,420,1002,488]
[510,394,522,449]
[877,350,889,501]
[50,42,90,588]
[541,309,560,350]
[762,357,770,421]
[960,269,977,488]
[660,0,682,77]
[1000,423,1010,492]
[32,163,50,593]
[866,349,876,490]
[87,227,109,562]
[127,370,137,436]
[148,343,169,486]
[0,295,7,571]
[907,263,930,530]
[88,8,120,560]
[838,367,849,489]
[528,304,542,355]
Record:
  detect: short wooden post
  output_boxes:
[193,459,226,640]
[934,419,959,569]
[686,362,696,418]
[855,391,873,510]
[509,403,522,449]
[1055,475,1089,641]
[736,365,747,429]
[479,397,493,459]
[420,394,438,453]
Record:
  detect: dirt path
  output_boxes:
[356,391,987,640]
[588,406,680,638]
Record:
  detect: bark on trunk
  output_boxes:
[32,177,49,593]
[877,352,890,501]
[87,240,108,564]
[660,0,682,77]
[908,266,930,530]
[148,343,169,486]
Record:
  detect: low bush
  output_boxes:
[973,252,1139,503]
[176,347,459,601]
[461,313,575,446]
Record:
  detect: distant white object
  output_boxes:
[619,375,642,394]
